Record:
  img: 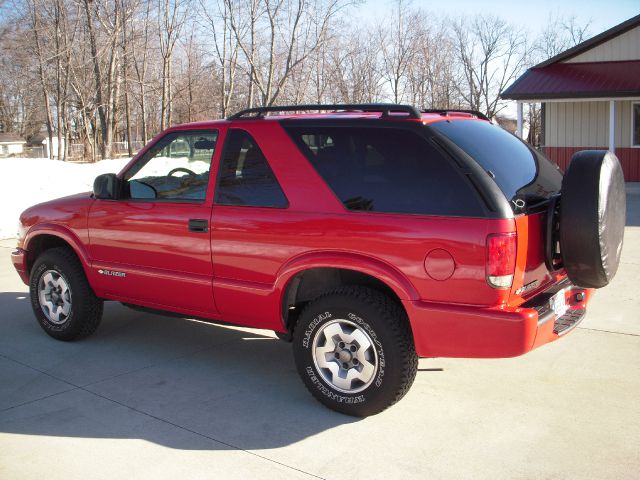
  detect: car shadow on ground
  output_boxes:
[0,293,360,450]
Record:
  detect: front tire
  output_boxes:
[293,286,417,417]
[29,247,103,341]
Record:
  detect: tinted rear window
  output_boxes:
[430,120,562,210]
[215,129,288,208]
[285,126,483,217]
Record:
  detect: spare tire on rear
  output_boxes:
[559,150,626,288]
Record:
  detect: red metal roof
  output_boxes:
[502,60,640,100]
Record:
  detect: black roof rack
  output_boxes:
[421,109,490,121]
[227,103,422,120]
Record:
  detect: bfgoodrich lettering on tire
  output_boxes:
[293,286,418,417]
[29,247,104,341]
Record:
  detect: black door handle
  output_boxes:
[188,219,209,233]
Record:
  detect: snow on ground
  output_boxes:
[0,157,130,239]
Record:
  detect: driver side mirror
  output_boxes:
[93,173,121,200]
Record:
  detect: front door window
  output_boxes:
[124,131,218,202]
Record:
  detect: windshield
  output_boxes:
[430,119,563,212]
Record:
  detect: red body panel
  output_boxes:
[87,201,217,314]
[13,112,592,359]
[406,283,592,358]
[19,192,94,273]
[510,212,556,305]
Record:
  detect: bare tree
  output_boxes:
[378,0,418,104]
[200,0,240,117]
[130,0,152,144]
[158,0,188,130]
[28,0,55,158]
[0,5,44,139]
[453,14,529,118]
[331,30,383,103]
[120,0,138,156]
[406,16,459,109]
[226,0,352,107]
[81,0,125,159]
[0,0,595,162]
[535,13,591,60]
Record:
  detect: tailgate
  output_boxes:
[510,211,564,305]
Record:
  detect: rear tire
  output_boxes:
[292,286,417,417]
[29,247,103,341]
[559,150,626,288]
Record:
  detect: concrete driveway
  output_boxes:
[1,193,639,479]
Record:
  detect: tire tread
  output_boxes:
[30,247,103,341]
[294,286,417,416]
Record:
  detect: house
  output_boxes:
[495,116,518,135]
[502,14,640,181]
[0,133,26,157]
[28,132,66,160]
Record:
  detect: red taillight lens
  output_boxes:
[486,233,516,288]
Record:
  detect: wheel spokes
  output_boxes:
[312,319,378,393]
[37,270,72,325]
[49,304,62,323]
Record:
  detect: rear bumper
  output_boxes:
[11,248,29,285]
[404,283,592,358]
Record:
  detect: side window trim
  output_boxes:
[214,128,289,208]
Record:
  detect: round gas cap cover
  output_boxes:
[424,249,455,281]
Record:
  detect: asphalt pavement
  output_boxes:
[0,191,638,479]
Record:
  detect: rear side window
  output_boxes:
[215,129,288,208]
[285,126,483,216]
[430,120,562,209]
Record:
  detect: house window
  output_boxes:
[633,102,640,147]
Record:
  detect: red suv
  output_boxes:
[12,104,626,416]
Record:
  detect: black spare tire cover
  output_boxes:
[559,150,626,288]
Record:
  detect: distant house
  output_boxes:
[502,14,640,181]
[28,132,66,160]
[0,133,26,157]
[495,116,519,135]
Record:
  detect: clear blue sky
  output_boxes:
[358,0,639,36]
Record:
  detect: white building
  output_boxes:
[0,133,26,157]
[503,14,640,181]
[29,132,66,160]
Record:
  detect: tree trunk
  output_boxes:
[30,0,55,160]
[82,0,109,159]
[121,1,133,157]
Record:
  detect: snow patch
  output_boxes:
[0,157,130,239]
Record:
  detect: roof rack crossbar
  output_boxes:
[421,109,490,121]
[227,103,422,120]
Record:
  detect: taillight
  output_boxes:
[486,233,516,288]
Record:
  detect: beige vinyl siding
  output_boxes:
[566,26,640,63]
[545,101,635,148]
[545,101,609,147]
